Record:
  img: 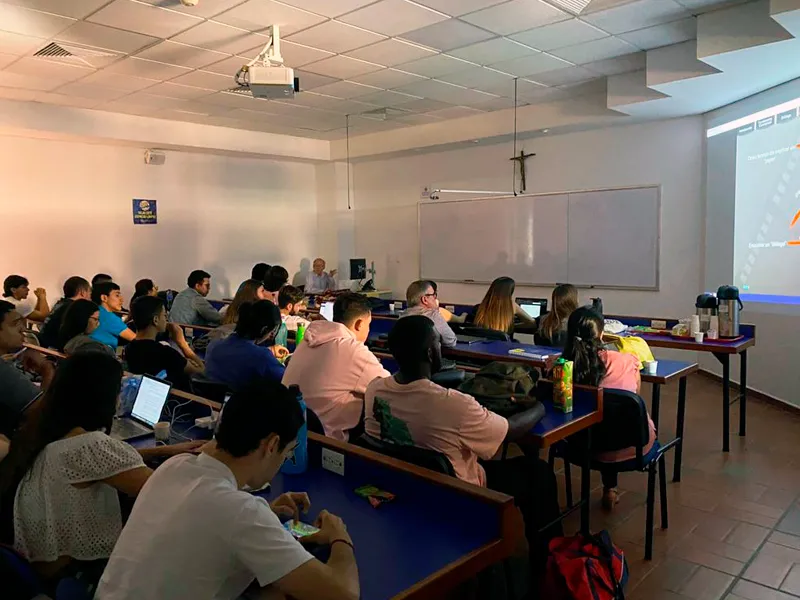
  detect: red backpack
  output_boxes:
[543,531,629,600]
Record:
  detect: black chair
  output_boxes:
[431,368,467,389]
[354,434,456,476]
[190,374,232,404]
[451,324,511,342]
[549,388,679,560]
[305,407,325,436]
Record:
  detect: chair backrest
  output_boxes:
[451,324,511,342]
[190,374,232,403]
[354,434,456,477]
[431,368,467,389]
[305,407,325,436]
[593,389,650,455]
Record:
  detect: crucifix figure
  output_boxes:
[509,149,536,193]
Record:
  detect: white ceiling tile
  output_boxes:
[0,86,37,100]
[0,31,45,56]
[282,90,342,108]
[0,0,110,19]
[136,0,247,19]
[583,50,644,75]
[104,56,192,80]
[302,55,383,78]
[286,20,386,53]
[394,112,443,124]
[438,66,515,91]
[118,91,189,109]
[482,76,547,97]
[468,95,519,110]
[345,38,435,67]
[528,64,596,85]
[311,80,381,99]
[618,17,696,50]
[399,19,495,51]
[5,57,95,82]
[489,52,572,76]
[171,21,270,56]
[310,97,380,115]
[396,53,475,77]
[0,3,75,38]
[212,0,326,34]
[675,0,747,9]
[0,70,64,91]
[397,97,455,112]
[52,80,131,102]
[426,105,485,119]
[280,41,334,68]
[143,81,216,100]
[97,99,154,115]
[170,69,237,90]
[55,22,158,54]
[580,0,689,35]
[510,18,608,51]
[394,78,495,104]
[203,54,251,75]
[412,0,508,17]
[88,1,202,38]
[462,0,571,35]
[0,53,17,69]
[294,70,340,90]
[350,68,425,88]
[34,91,104,108]
[79,70,161,91]
[355,89,421,106]
[518,84,566,103]
[339,0,449,37]
[275,0,377,18]
[197,90,261,108]
[549,35,637,63]
[448,37,537,64]
[134,41,230,69]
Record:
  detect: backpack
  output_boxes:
[458,361,541,416]
[543,531,629,600]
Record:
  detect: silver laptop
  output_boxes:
[111,375,172,441]
[517,298,548,320]
[319,301,335,322]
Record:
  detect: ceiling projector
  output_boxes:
[232,25,299,100]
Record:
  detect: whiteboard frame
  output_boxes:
[417,184,661,291]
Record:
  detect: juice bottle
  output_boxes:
[553,358,574,413]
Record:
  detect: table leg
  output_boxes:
[739,350,748,437]
[715,353,731,453]
[673,376,687,482]
[581,429,592,536]
[650,383,661,431]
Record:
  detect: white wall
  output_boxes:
[0,135,319,303]
[348,117,705,322]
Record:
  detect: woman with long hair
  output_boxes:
[0,353,198,582]
[58,299,113,356]
[195,279,271,353]
[536,284,579,348]
[561,307,654,510]
[130,279,158,303]
[474,277,535,335]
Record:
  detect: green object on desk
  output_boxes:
[296,322,306,346]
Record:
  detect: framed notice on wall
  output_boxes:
[133,199,157,225]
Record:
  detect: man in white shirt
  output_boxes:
[96,380,359,600]
[401,280,457,348]
[2,275,50,321]
[305,258,338,294]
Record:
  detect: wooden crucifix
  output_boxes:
[509,149,536,193]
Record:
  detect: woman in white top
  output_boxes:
[0,352,200,583]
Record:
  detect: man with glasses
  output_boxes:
[401,280,457,348]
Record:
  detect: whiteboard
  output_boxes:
[419,186,660,290]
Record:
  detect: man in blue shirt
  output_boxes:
[304,258,338,294]
[90,281,135,349]
[169,270,223,327]
[205,300,287,389]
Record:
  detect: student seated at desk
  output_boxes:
[235,264,271,295]
[562,307,655,510]
[38,276,91,349]
[206,301,288,389]
[283,293,389,442]
[219,278,272,321]
[365,316,561,572]
[130,278,158,303]
[58,299,115,356]
[169,270,223,327]
[401,280,457,348]
[124,296,204,391]
[0,353,198,583]
[473,277,535,336]
[91,274,113,286]
[264,265,290,304]
[305,258,337,294]
[96,380,360,600]
[535,284,578,348]
[3,275,50,321]
[276,286,310,347]
[89,282,136,350]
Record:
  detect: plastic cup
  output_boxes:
[154,421,170,442]
[694,332,704,343]
[645,360,658,374]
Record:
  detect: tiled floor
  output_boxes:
[557,374,800,600]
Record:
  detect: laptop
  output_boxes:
[456,334,488,345]
[319,301,335,322]
[517,298,548,321]
[111,375,172,441]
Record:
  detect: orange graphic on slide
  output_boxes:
[790,209,800,246]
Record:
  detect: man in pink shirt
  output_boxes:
[365,315,561,574]
[283,294,389,442]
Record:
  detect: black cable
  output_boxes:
[513,78,518,197]
[346,114,352,211]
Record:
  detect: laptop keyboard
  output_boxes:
[111,419,152,440]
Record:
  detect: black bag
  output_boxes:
[459,361,541,416]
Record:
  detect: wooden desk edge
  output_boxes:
[529,386,604,450]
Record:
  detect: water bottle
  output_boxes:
[280,386,308,475]
[295,322,306,347]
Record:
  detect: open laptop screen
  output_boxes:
[131,376,171,427]
[517,298,548,320]
[319,301,335,322]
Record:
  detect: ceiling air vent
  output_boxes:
[358,107,412,121]
[33,42,119,68]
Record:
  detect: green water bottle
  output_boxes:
[296,322,306,347]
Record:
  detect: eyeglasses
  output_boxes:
[423,292,438,299]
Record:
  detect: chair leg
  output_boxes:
[564,459,573,509]
[645,462,657,561]
[658,455,668,530]
[548,448,555,468]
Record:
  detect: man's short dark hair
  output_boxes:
[91,273,113,286]
[264,265,289,293]
[3,275,28,297]
[406,280,436,307]
[188,270,211,288]
[216,380,304,456]
[91,281,120,305]
[63,276,90,299]
[389,315,437,370]
[235,300,281,339]
[130,295,166,330]
[251,263,270,281]
[0,299,16,322]
[278,286,304,309]
[333,293,371,325]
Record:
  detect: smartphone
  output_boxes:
[284,520,319,539]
